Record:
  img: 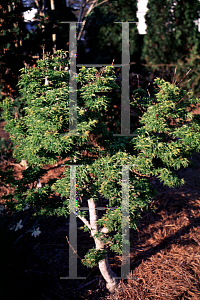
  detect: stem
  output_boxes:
[77,213,91,231]
[88,198,119,293]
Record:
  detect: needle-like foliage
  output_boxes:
[1,50,200,292]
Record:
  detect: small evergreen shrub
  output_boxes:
[1,50,200,292]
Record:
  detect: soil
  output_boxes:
[0,120,200,300]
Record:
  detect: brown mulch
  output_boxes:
[0,120,200,300]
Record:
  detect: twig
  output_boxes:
[95,0,108,8]
[137,74,140,88]
[77,0,99,41]
[8,162,23,168]
[177,92,189,104]
[176,69,191,87]
[78,0,86,24]
[65,236,83,261]
[132,169,151,178]
[147,88,156,105]
[172,66,177,84]
[41,294,51,300]
[174,74,179,85]
[77,213,91,231]
[72,277,98,291]
[0,156,24,168]
[131,95,145,113]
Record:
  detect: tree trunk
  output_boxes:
[88,198,119,293]
[77,0,98,41]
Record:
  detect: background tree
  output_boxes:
[175,43,200,99]
[172,1,200,98]
[0,0,30,100]
[2,51,200,293]
[77,0,140,64]
[142,0,200,67]
[25,0,77,55]
[172,0,200,63]
[141,0,174,66]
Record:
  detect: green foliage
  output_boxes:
[142,0,174,65]
[132,78,200,187]
[175,44,200,98]
[2,51,200,268]
[82,247,107,268]
[142,0,200,66]
[1,50,125,166]
[80,0,139,63]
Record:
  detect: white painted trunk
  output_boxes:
[88,198,119,293]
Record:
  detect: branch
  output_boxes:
[95,0,108,8]
[77,0,99,41]
[131,94,145,113]
[0,156,23,168]
[77,0,109,41]
[88,198,98,231]
[65,236,82,260]
[34,0,39,8]
[172,66,177,85]
[78,0,86,24]
[176,69,191,87]
[77,213,91,231]
[100,226,109,233]
[132,169,151,178]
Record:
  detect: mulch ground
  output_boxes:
[0,120,200,300]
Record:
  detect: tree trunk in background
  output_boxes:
[77,0,98,41]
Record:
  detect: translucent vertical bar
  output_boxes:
[121,23,130,136]
[114,22,138,137]
[121,165,130,279]
[114,164,131,280]
[68,22,79,136]
[60,165,86,279]
[68,165,77,278]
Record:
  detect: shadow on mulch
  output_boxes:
[105,152,200,300]
[0,152,200,299]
